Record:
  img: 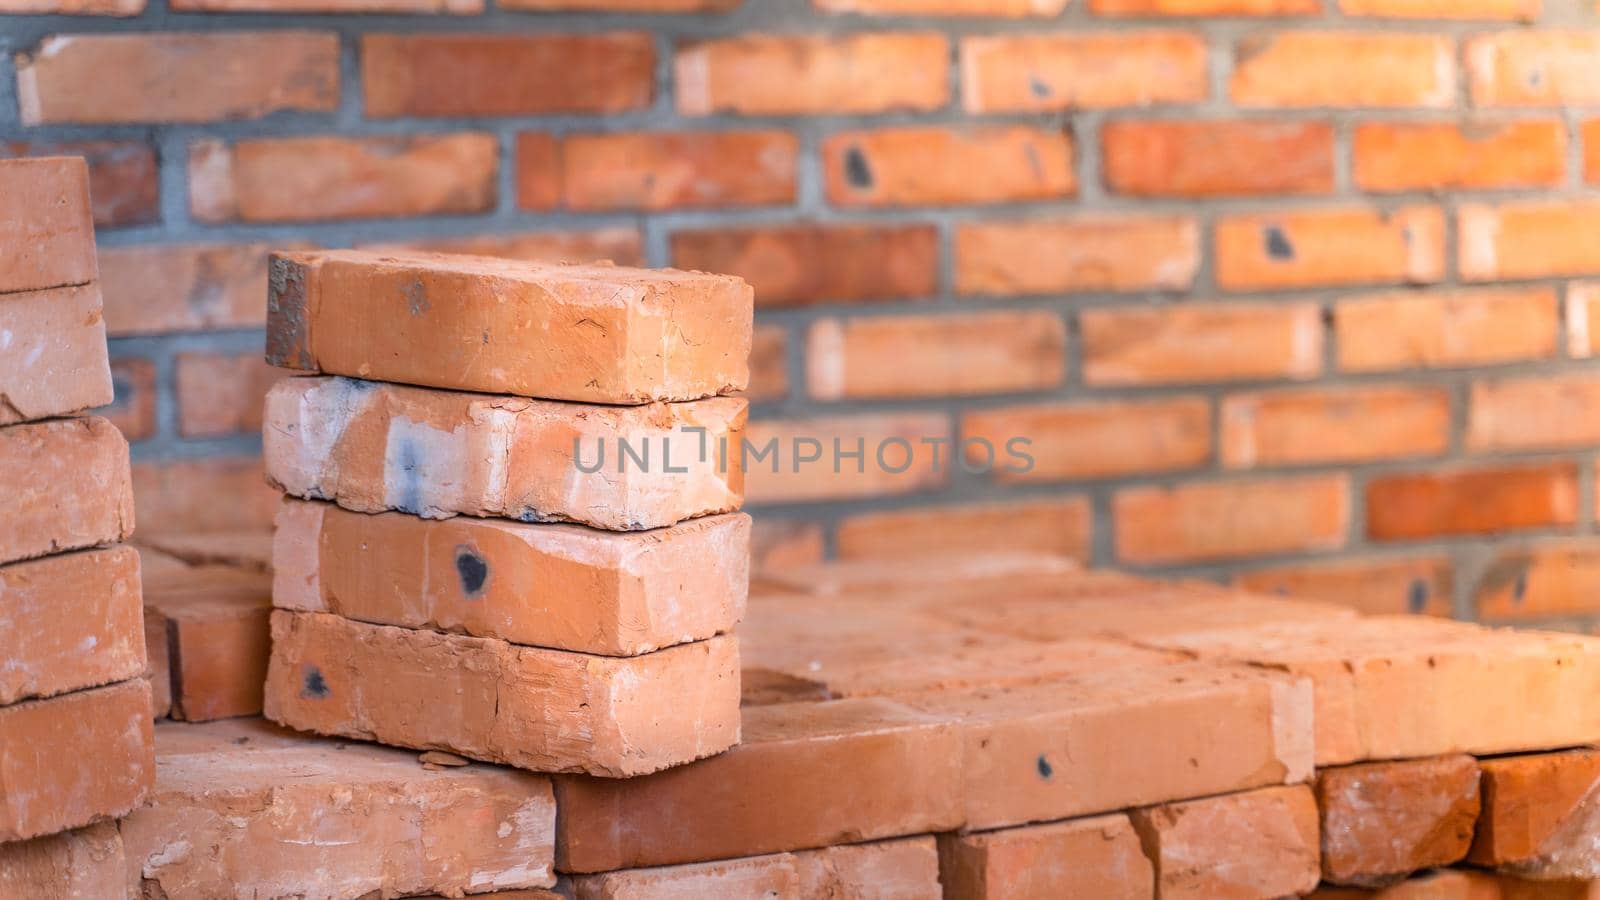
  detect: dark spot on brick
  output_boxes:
[455,546,489,598]
[1028,75,1051,99]
[843,146,873,190]
[301,665,330,700]
[1407,579,1429,615]
[1513,571,1528,605]
[1263,224,1294,261]
[1037,754,1053,779]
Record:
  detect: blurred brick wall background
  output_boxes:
[6,0,1600,625]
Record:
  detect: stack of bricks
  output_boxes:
[0,157,153,888]
[256,249,752,777]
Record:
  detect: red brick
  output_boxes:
[130,456,278,534]
[0,546,144,705]
[0,823,128,899]
[2,141,158,228]
[1354,121,1565,191]
[749,326,788,403]
[144,564,271,722]
[0,284,113,426]
[938,814,1152,900]
[1341,0,1537,18]
[816,0,1066,13]
[963,397,1210,482]
[671,223,938,308]
[1132,786,1320,900]
[1115,474,1350,565]
[751,520,824,571]
[1081,301,1322,386]
[1461,200,1600,281]
[175,0,479,11]
[145,605,172,720]
[15,32,338,124]
[531,130,798,212]
[572,837,941,898]
[1104,120,1333,197]
[0,156,96,295]
[1582,120,1600,183]
[1215,206,1445,291]
[0,416,133,566]
[1477,539,1600,623]
[0,0,140,11]
[960,32,1207,113]
[190,133,497,223]
[1470,748,1600,878]
[954,215,1198,296]
[103,358,156,443]
[99,242,298,336]
[1468,373,1600,452]
[743,412,951,504]
[363,33,654,118]
[173,351,278,439]
[1367,462,1579,541]
[358,229,645,268]
[1236,554,1453,616]
[1221,385,1450,468]
[1318,755,1480,884]
[837,497,1092,564]
[1468,31,1600,107]
[503,0,736,7]
[677,33,948,116]
[822,125,1075,207]
[808,312,1065,400]
[1231,32,1456,108]
[1334,286,1559,372]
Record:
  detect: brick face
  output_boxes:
[1214,206,1444,291]
[1334,287,1559,372]
[1353,121,1566,192]
[1367,462,1580,541]
[1114,474,1350,565]
[1102,121,1334,197]
[1230,32,1456,109]
[960,32,1207,113]
[677,33,949,116]
[807,312,1065,400]
[532,130,798,212]
[1080,302,1322,386]
[954,215,1199,296]
[671,224,938,307]
[962,397,1212,482]
[822,125,1075,207]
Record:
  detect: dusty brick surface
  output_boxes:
[569,837,941,899]
[939,813,1154,900]
[1131,785,1321,900]
[0,544,145,705]
[0,822,128,900]
[1317,754,1481,885]
[0,283,114,426]
[0,416,134,566]
[0,156,96,295]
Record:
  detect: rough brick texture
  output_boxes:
[0,823,127,900]
[0,284,113,426]
[1317,754,1481,885]
[0,545,145,705]
[144,563,272,721]
[569,837,941,899]
[0,416,134,566]
[0,156,96,295]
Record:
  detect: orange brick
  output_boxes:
[139,532,271,573]
[836,497,1092,564]
[99,241,298,336]
[1081,301,1322,386]
[748,326,788,403]
[543,130,798,211]
[1461,200,1600,281]
[1103,120,1334,197]
[1115,474,1350,565]
[1318,755,1480,885]
[0,0,141,11]
[502,0,735,7]
[0,823,128,899]
[822,125,1074,207]
[1468,31,1600,107]
[144,565,271,722]
[189,134,496,223]
[363,33,654,117]
[677,33,948,116]
[1215,206,1445,291]
[1236,554,1453,617]
[0,416,133,566]
[15,32,338,124]
[816,0,1067,13]
[1470,748,1600,878]
[1367,462,1579,541]
[0,156,96,294]
[671,224,938,307]
[1132,786,1320,900]
[808,312,1065,400]
[1468,373,1600,452]
[1231,32,1456,108]
[2,140,159,229]
[173,351,278,439]
[145,604,172,719]
[175,0,478,10]
[938,814,1153,900]
[1095,0,1314,9]
[103,358,156,443]
[962,397,1210,482]
[1475,539,1600,623]
[1355,120,1565,192]
[960,32,1207,113]
[130,456,279,534]
[358,228,644,267]
[571,837,941,898]
[1221,385,1451,468]
[954,215,1198,296]
[0,546,144,705]
[1583,120,1600,183]
[1341,0,1537,18]
[742,412,951,504]
[0,284,113,426]
[1334,286,1559,372]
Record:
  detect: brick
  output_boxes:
[1131,786,1320,900]
[808,312,1065,400]
[0,545,143,705]
[1367,462,1578,541]
[0,823,127,900]
[359,228,645,268]
[1103,120,1333,197]
[962,397,1210,482]
[99,241,297,336]
[268,250,751,404]
[1475,539,1600,623]
[815,0,1066,13]
[1469,373,1600,452]
[1221,385,1450,468]
[836,497,1092,563]
[1461,201,1600,281]
[130,456,278,534]
[1335,286,1559,372]
[671,223,938,308]
[104,358,156,442]
[1470,748,1600,878]
[1114,474,1349,565]
[0,417,133,566]
[546,130,798,211]
[742,412,950,505]
[677,33,948,116]
[822,125,1075,207]
[1342,0,1537,18]
[122,718,556,896]
[571,837,941,899]
[1232,32,1455,108]
[363,33,654,118]
[0,0,140,11]
[144,606,171,719]
[751,519,824,570]
[504,0,736,8]
[554,697,962,871]
[1309,870,1563,899]
[273,498,749,656]
[190,134,497,223]
[0,679,153,842]
[1318,755,1480,884]
[0,284,113,426]
[15,32,338,125]
[955,215,1199,296]
[1095,0,1314,9]
[960,32,1206,113]
[0,157,96,295]
[759,551,1082,601]
[1081,301,1322,386]
[139,531,272,573]
[144,566,271,722]
[175,0,479,11]
[1236,555,1453,617]
[938,814,1152,900]
[1215,206,1445,291]
[1354,121,1565,192]
[1584,121,1600,184]
[2,140,157,228]
[174,351,279,439]
[1468,31,1600,107]
[748,326,788,403]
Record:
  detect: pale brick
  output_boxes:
[1131,785,1320,900]
[0,284,113,425]
[0,823,127,900]
[144,565,272,722]
[0,416,133,566]
[0,156,96,294]
[1470,748,1600,879]
[1318,755,1480,884]
[0,545,144,705]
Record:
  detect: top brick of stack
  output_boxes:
[0,157,97,297]
[266,250,754,405]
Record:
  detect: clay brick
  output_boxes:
[0,823,127,900]
[1231,32,1456,108]
[1237,554,1453,617]
[0,284,113,425]
[808,312,1065,400]
[1114,474,1350,565]
[130,456,278,534]
[1081,302,1323,386]
[104,358,156,442]
[264,377,745,531]
[759,551,1081,600]
[1584,121,1600,184]
[268,250,750,404]
[671,223,938,308]
[1354,121,1565,192]
[144,607,171,719]
[1095,0,1314,10]
[954,215,1199,296]
[962,397,1210,482]
[822,125,1075,207]
[144,566,271,722]
[1367,462,1578,541]
[15,32,338,125]
[570,837,941,899]
[1103,120,1334,197]
[0,157,96,295]
[1461,200,1600,281]
[545,130,799,211]
[1215,206,1445,291]
[554,697,964,871]
[99,241,298,336]
[741,412,951,504]
[836,497,1092,563]
[363,33,654,118]
[0,0,141,12]
[359,229,646,268]
[2,140,158,229]
[748,326,788,403]
[1318,755,1480,884]
[1470,748,1600,878]
[175,0,479,11]
[1334,286,1559,372]
[1342,0,1537,18]
[1308,870,1561,899]
[1469,31,1600,107]
[1475,539,1600,622]
[677,33,948,116]
[0,545,144,705]
[122,718,557,896]
[174,350,279,438]
[960,32,1207,113]
[816,0,1066,13]
[0,679,153,842]
[273,498,749,656]
[0,416,133,566]
[1468,373,1600,452]
[751,519,824,570]
[265,611,740,777]
[1221,385,1451,468]
[504,0,736,8]
[1131,785,1320,900]
[938,813,1152,900]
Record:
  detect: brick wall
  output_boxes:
[6,0,1600,625]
